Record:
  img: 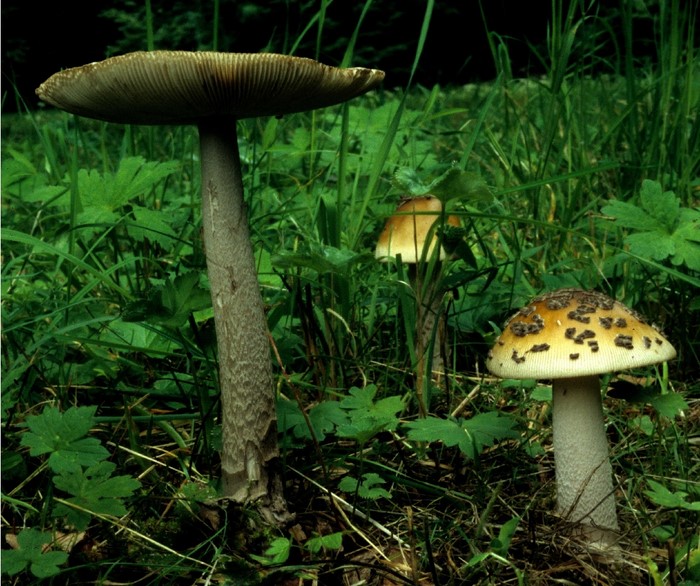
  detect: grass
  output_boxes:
[2,1,699,584]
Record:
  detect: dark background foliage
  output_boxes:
[2,0,660,113]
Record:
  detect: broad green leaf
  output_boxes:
[304,532,343,554]
[639,179,679,232]
[405,412,518,460]
[122,273,211,329]
[76,157,179,233]
[0,528,68,578]
[428,168,492,203]
[392,167,429,195]
[601,200,658,231]
[337,386,404,444]
[625,230,676,262]
[601,180,699,270]
[672,208,700,271]
[53,461,141,530]
[649,393,689,419]
[338,472,392,500]
[249,537,291,565]
[21,406,109,474]
[79,156,179,211]
[128,205,178,247]
[276,398,348,442]
[644,479,700,511]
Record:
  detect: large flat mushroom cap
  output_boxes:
[375,196,461,263]
[486,288,677,379]
[36,51,385,125]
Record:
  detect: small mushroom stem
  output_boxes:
[414,269,447,416]
[198,119,286,517]
[552,376,619,544]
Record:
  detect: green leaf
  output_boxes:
[277,398,348,442]
[405,412,518,460]
[0,528,68,578]
[392,167,430,195]
[249,537,291,566]
[122,273,211,328]
[53,461,141,530]
[491,516,520,556]
[338,473,392,500]
[128,205,178,247]
[272,244,368,277]
[80,156,179,210]
[644,479,700,511]
[336,386,404,444]
[304,532,343,554]
[427,168,492,203]
[639,179,679,232]
[601,180,699,270]
[21,406,109,474]
[649,392,689,419]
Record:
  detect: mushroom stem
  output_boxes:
[552,376,619,544]
[414,270,447,416]
[198,119,284,514]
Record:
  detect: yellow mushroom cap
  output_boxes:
[375,196,461,263]
[36,51,385,125]
[486,288,677,379]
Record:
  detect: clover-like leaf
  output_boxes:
[21,406,109,474]
[1,528,68,578]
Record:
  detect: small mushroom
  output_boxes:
[375,195,461,415]
[486,288,676,547]
[37,51,384,519]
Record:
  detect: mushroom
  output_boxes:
[36,51,384,519]
[485,288,676,546]
[375,195,461,415]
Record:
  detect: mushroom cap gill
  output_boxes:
[36,51,385,125]
[375,196,462,263]
[486,288,677,379]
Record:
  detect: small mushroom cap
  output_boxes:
[486,288,677,379]
[375,196,461,263]
[36,51,385,125]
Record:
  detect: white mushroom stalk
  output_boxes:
[551,375,617,542]
[486,288,677,547]
[36,51,385,520]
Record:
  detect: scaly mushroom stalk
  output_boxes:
[198,119,280,506]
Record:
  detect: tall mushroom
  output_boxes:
[485,288,676,546]
[36,51,384,520]
[375,195,461,415]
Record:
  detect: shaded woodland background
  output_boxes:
[2,0,659,113]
